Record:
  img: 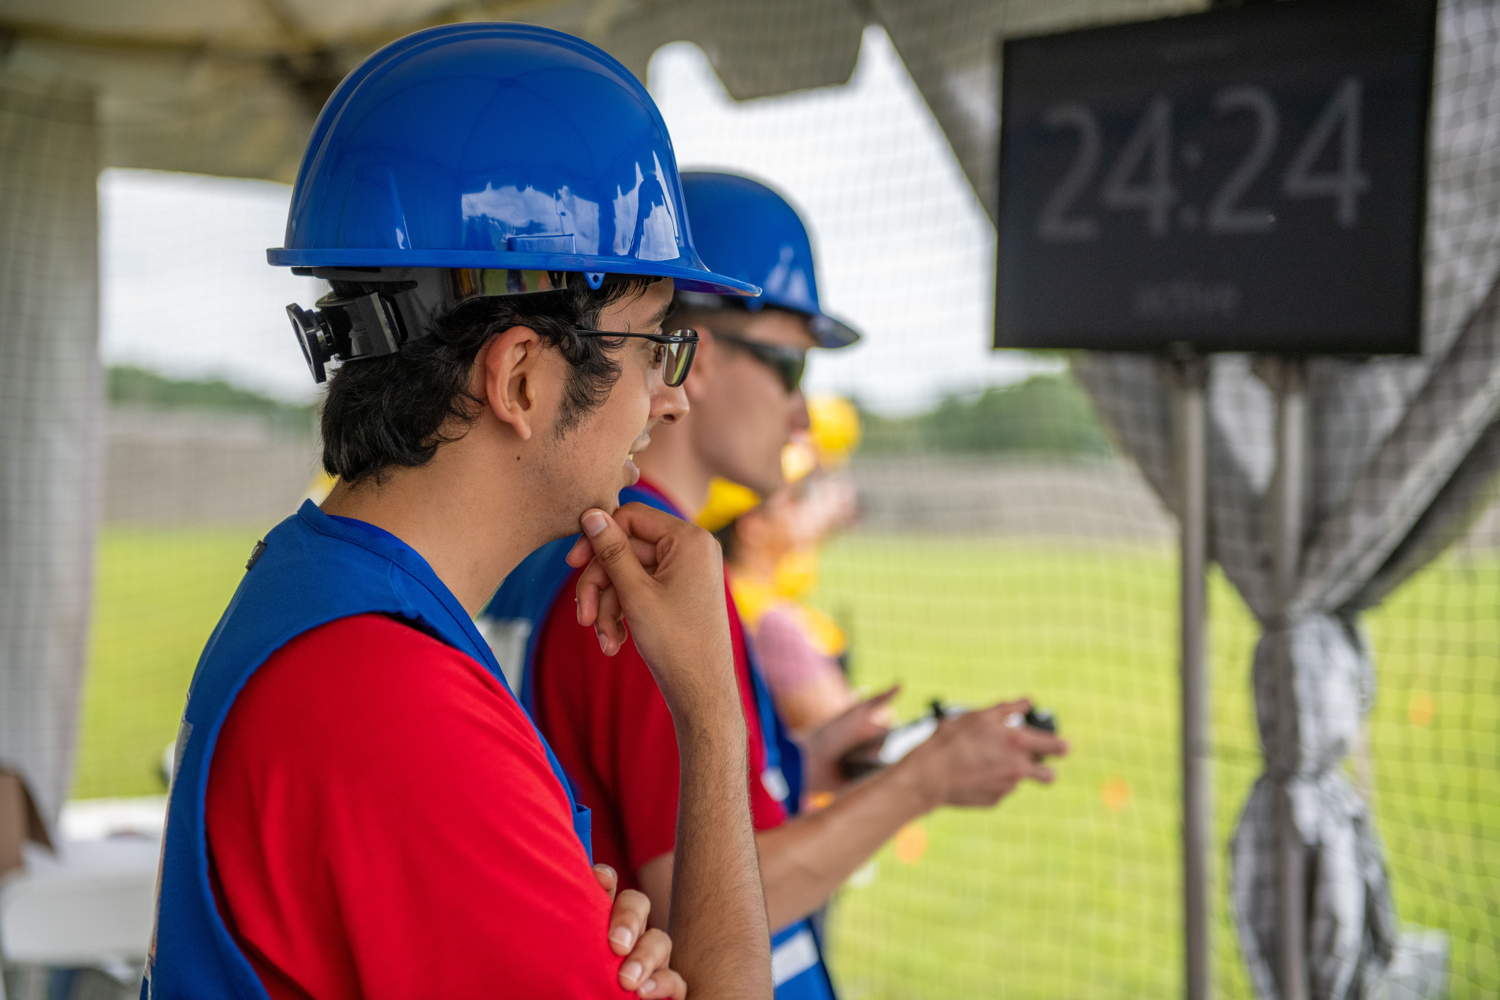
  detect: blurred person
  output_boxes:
[487,172,1068,1000]
[145,25,775,1000]
[703,415,863,732]
[717,506,855,730]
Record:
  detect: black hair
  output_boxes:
[320,276,655,484]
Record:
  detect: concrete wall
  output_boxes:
[848,455,1175,542]
[103,407,320,526]
[98,409,1499,553]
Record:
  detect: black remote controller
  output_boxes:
[838,702,1060,779]
[1023,707,1057,734]
[1021,707,1059,762]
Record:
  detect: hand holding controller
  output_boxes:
[1008,707,1059,762]
[839,699,1065,790]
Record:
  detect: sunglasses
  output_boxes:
[710,331,807,393]
[573,328,699,387]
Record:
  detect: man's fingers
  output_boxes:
[577,508,654,597]
[592,863,618,902]
[987,698,1032,721]
[619,925,672,989]
[564,532,593,568]
[860,684,901,727]
[608,888,651,958]
[639,968,687,999]
[596,585,627,656]
[628,535,659,566]
[1028,763,1057,784]
[608,501,696,549]
[596,583,623,636]
[574,562,609,627]
[1016,728,1069,758]
[572,563,638,636]
[569,531,658,570]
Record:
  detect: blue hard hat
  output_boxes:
[679,172,859,348]
[268,23,756,298]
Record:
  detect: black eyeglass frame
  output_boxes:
[706,330,808,394]
[573,327,700,387]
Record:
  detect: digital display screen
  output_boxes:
[995,0,1435,354]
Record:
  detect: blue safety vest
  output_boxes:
[143,501,590,999]
[485,483,838,1000]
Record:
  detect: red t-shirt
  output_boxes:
[533,484,789,889]
[206,613,634,999]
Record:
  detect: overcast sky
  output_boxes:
[99,27,1052,414]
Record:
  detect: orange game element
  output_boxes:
[893,822,928,865]
[1407,691,1436,728]
[1101,776,1133,812]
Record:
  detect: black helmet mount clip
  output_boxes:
[285,286,409,384]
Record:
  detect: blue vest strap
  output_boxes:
[146,502,590,998]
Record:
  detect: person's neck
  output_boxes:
[320,446,546,616]
[635,422,713,518]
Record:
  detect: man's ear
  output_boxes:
[478,325,544,441]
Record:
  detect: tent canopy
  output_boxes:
[0,0,1187,194]
[0,0,866,184]
[1,0,1194,834]
[37,5,1500,1000]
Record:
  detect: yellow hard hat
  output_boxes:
[305,471,337,504]
[781,438,818,485]
[806,396,861,467]
[697,477,760,532]
[698,440,816,533]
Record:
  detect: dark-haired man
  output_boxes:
[146,24,771,1000]
[489,172,1069,1000]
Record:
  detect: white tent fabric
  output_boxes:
[0,71,103,847]
[0,0,1199,832]
[1073,2,1500,996]
[2,2,1492,997]
[0,0,880,850]
[0,0,1204,189]
[0,0,874,186]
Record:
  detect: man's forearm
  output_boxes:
[643,756,938,936]
[756,760,935,931]
[668,700,772,999]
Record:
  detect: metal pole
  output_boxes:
[1270,356,1309,1000]
[1172,349,1211,1000]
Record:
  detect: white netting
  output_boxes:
[3,3,1496,999]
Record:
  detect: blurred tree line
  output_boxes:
[108,365,315,433]
[855,373,1113,457]
[108,365,1111,457]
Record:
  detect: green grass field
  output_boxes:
[76,525,1499,998]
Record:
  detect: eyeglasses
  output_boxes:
[573,328,699,387]
[710,331,807,394]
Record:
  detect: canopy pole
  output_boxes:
[1171,348,1211,1000]
[1270,356,1309,1000]
[0,72,102,850]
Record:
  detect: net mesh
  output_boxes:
[16,2,1499,999]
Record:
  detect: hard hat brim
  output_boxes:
[683,291,863,348]
[809,311,862,349]
[267,247,762,298]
